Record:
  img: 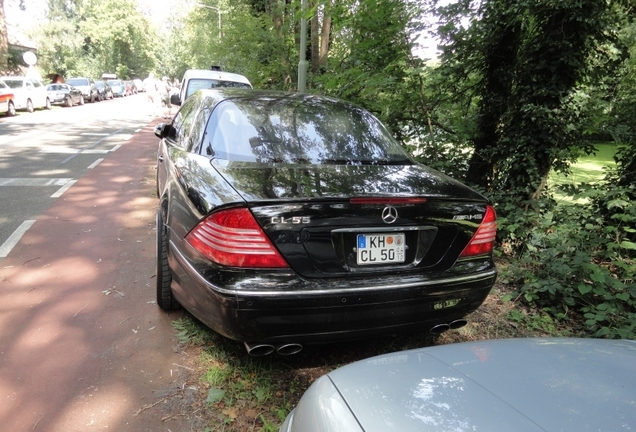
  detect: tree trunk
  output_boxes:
[319,0,331,67]
[0,0,8,73]
[310,1,320,73]
[465,10,522,189]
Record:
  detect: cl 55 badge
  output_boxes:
[271,216,311,224]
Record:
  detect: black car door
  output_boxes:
[157,96,200,199]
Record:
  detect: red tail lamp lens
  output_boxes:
[186,208,289,268]
[459,205,497,257]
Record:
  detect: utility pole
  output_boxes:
[196,3,222,42]
[298,0,308,93]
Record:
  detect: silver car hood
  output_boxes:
[290,338,636,432]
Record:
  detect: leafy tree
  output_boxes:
[35,0,158,79]
[179,0,297,89]
[0,0,8,72]
[435,0,625,203]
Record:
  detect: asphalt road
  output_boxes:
[0,95,161,259]
[0,96,192,431]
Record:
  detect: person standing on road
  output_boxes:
[160,76,172,119]
[143,72,160,117]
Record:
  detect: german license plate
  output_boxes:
[357,233,405,265]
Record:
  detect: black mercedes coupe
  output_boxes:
[154,89,497,355]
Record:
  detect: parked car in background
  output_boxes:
[46,83,84,107]
[66,77,100,103]
[107,79,126,97]
[170,69,252,107]
[280,338,636,432]
[133,78,144,92]
[154,89,497,356]
[95,80,113,100]
[124,80,137,95]
[0,76,51,112]
[0,80,16,116]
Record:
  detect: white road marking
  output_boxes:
[0,178,72,186]
[51,179,77,197]
[0,220,36,257]
[110,145,121,152]
[87,159,104,169]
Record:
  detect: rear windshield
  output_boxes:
[67,78,88,86]
[47,84,68,91]
[185,79,251,99]
[95,81,104,88]
[204,98,412,165]
[107,80,122,86]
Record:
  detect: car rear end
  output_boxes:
[159,91,497,351]
[66,78,91,100]
[46,84,67,105]
[170,190,496,346]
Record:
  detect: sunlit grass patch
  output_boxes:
[549,143,619,204]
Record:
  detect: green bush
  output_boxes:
[499,182,636,339]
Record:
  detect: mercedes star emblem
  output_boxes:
[381,206,398,224]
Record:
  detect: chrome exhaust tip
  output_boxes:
[244,342,275,356]
[276,343,303,356]
[430,323,451,334]
[449,318,468,330]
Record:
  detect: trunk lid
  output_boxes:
[214,162,490,278]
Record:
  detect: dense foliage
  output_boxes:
[31,0,158,79]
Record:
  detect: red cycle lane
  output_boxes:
[0,121,192,432]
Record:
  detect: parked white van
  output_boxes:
[171,69,252,106]
[0,76,51,112]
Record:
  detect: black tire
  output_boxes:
[66,96,73,107]
[6,101,15,116]
[79,95,85,106]
[45,98,52,110]
[26,99,34,113]
[156,209,180,310]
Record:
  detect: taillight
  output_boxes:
[186,208,289,268]
[459,205,497,257]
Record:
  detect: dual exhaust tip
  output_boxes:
[244,319,468,356]
[430,318,468,335]
[244,342,303,356]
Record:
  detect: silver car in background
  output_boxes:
[280,338,636,431]
[0,76,51,112]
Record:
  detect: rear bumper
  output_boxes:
[168,240,496,344]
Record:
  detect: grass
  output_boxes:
[167,281,586,431]
[549,143,619,203]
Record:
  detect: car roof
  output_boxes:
[182,69,251,86]
[193,88,356,113]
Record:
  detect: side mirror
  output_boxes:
[154,123,176,140]
[170,94,181,106]
[154,123,168,139]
